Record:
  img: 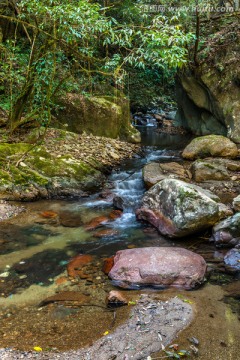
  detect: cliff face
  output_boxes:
[176,16,240,143]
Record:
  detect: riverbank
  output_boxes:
[0,128,140,203]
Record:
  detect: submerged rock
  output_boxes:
[182,135,238,160]
[59,211,83,227]
[210,213,240,248]
[136,178,224,237]
[224,248,240,271]
[67,254,93,279]
[108,247,207,290]
[84,216,109,231]
[102,256,114,275]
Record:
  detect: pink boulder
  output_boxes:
[108,247,207,290]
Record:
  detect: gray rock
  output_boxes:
[224,248,240,271]
[108,247,207,290]
[136,179,224,237]
[191,159,230,182]
[210,213,240,248]
[233,195,240,212]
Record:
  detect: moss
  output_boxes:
[0,169,11,185]
[0,143,31,160]
[178,188,198,203]
[203,163,216,170]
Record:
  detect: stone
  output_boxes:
[143,162,189,188]
[210,213,240,248]
[233,195,240,212]
[182,135,238,160]
[93,229,118,238]
[84,216,109,231]
[55,92,141,143]
[59,211,82,227]
[191,159,230,182]
[224,248,240,271]
[106,290,128,307]
[108,209,122,220]
[40,210,58,218]
[113,195,127,210]
[136,179,223,238]
[67,254,93,278]
[108,247,207,290]
[102,256,114,275]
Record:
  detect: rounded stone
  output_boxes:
[108,247,207,290]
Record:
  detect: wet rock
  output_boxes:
[136,179,224,237]
[40,211,58,218]
[55,276,68,285]
[108,247,207,290]
[84,216,109,231]
[108,209,123,220]
[106,290,128,307]
[93,229,118,238]
[182,135,238,160]
[113,195,126,210]
[67,254,93,278]
[210,213,240,248]
[102,256,114,275]
[143,162,189,188]
[233,195,240,212]
[59,211,82,227]
[224,248,240,271]
[191,159,230,182]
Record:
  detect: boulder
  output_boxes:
[233,195,240,212]
[143,162,190,188]
[55,92,141,143]
[108,247,207,290]
[224,248,240,271]
[210,213,240,248]
[136,179,223,237]
[182,135,238,160]
[190,159,230,182]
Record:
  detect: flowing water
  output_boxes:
[0,130,239,359]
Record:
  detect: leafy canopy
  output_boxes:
[0,0,195,129]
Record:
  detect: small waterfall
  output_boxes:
[108,148,177,229]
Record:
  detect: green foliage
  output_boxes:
[0,0,195,130]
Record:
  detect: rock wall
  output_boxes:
[175,17,240,143]
[55,92,140,143]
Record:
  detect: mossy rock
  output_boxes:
[54,93,140,143]
[0,142,105,201]
[182,135,238,160]
[191,159,231,182]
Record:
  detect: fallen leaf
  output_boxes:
[33,347,42,352]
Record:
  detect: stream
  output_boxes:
[0,128,239,359]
